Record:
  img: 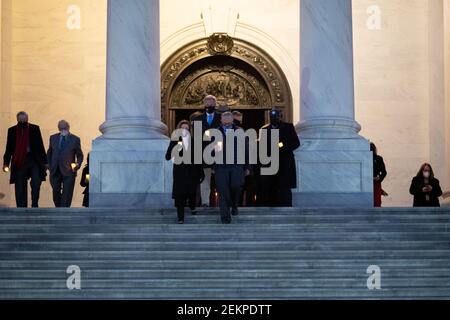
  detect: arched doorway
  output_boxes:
[161,33,293,133]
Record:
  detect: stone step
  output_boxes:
[2,278,450,290]
[1,259,448,269]
[1,269,449,279]
[1,241,450,252]
[2,287,450,300]
[1,232,450,241]
[1,250,449,260]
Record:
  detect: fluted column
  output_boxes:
[100,0,166,139]
[298,0,361,139]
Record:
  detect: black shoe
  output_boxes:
[231,208,239,216]
[191,209,197,215]
[178,220,184,224]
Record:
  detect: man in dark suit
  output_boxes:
[2,111,48,208]
[214,112,251,223]
[47,120,84,208]
[259,109,300,207]
[191,95,222,207]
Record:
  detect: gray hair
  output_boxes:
[221,111,233,119]
[58,120,70,129]
[16,111,28,118]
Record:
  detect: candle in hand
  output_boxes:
[85,174,90,183]
[71,163,77,171]
[3,167,9,173]
[278,142,284,148]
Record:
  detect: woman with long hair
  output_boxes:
[409,163,443,207]
[165,120,204,224]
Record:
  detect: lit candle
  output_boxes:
[3,167,9,173]
[205,130,211,138]
[71,163,77,171]
[216,141,223,152]
[278,142,284,148]
[85,174,90,183]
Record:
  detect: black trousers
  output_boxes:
[259,175,293,207]
[14,155,42,208]
[215,166,245,223]
[174,193,196,221]
[50,167,76,208]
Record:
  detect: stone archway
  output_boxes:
[161,33,293,132]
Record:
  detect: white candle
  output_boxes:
[278,142,284,148]
[85,174,90,183]
[71,163,77,171]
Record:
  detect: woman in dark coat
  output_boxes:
[80,153,89,207]
[409,163,443,207]
[166,120,204,224]
[371,143,387,207]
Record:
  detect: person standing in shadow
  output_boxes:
[80,153,90,208]
[409,163,443,207]
[166,120,204,224]
[2,111,48,208]
[371,143,387,207]
[47,120,84,208]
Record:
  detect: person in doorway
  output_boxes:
[80,153,90,208]
[191,95,221,207]
[258,109,300,207]
[232,111,244,128]
[214,112,251,224]
[371,142,387,207]
[2,111,48,208]
[166,120,204,224]
[409,163,443,207]
[47,120,84,208]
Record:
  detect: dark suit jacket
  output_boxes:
[259,122,301,189]
[191,112,222,133]
[3,124,48,184]
[165,139,204,198]
[409,176,443,207]
[47,133,84,177]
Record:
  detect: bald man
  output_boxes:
[47,120,83,207]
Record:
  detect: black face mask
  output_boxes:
[270,118,280,126]
[18,122,28,128]
[206,107,215,114]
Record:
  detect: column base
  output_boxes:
[292,134,374,208]
[89,137,173,208]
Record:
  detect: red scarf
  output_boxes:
[12,124,30,168]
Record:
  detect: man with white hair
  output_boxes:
[191,95,221,207]
[47,120,84,207]
[3,111,48,208]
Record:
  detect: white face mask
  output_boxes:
[60,130,69,137]
[181,128,189,137]
[423,171,431,179]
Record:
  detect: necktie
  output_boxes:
[60,136,66,150]
[207,114,213,126]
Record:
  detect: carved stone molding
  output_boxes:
[161,34,293,129]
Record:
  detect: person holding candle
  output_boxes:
[3,111,48,208]
[214,112,251,224]
[47,120,84,208]
[80,153,90,207]
[409,163,443,207]
[258,109,300,207]
[166,120,205,224]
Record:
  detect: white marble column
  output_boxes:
[298,0,361,140]
[100,0,166,139]
[90,0,172,208]
[293,0,373,207]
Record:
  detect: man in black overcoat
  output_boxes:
[258,109,300,207]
